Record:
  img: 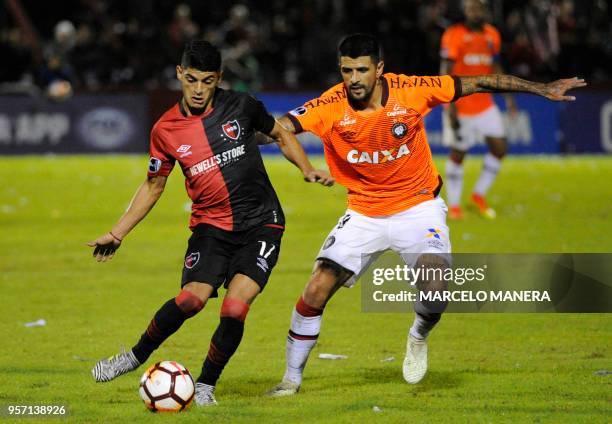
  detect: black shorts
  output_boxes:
[181,224,283,297]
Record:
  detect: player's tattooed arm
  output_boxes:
[459,75,587,101]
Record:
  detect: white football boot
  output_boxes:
[195,383,218,406]
[267,379,300,397]
[403,335,428,384]
[92,348,140,382]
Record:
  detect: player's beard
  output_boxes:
[347,81,375,105]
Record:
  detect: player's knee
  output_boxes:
[175,289,205,317]
[415,254,449,292]
[488,138,507,158]
[316,258,352,284]
[449,150,465,164]
[220,297,250,322]
[303,259,351,308]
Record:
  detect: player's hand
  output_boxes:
[87,232,122,262]
[304,169,334,187]
[542,77,587,101]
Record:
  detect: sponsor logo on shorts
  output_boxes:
[256,257,269,272]
[222,120,241,140]
[323,235,336,250]
[184,252,200,269]
[427,239,445,250]
[426,228,442,239]
[148,157,162,173]
[337,214,351,229]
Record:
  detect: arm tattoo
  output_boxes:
[460,75,546,97]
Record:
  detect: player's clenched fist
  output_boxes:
[87,232,122,262]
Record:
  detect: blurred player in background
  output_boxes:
[268,33,585,396]
[87,40,332,406]
[441,0,517,219]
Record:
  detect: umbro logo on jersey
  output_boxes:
[176,144,192,158]
[222,120,241,140]
[347,143,410,164]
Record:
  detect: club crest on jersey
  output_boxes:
[391,122,408,139]
[222,120,241,140]
[184,252,200,269]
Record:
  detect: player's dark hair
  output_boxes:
[337,33,382,63]
[181,40,221,72]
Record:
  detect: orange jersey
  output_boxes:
[286,73,460,217]
[440,23,501,115]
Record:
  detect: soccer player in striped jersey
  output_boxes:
[88,40,333,406]
[268,33,585,396]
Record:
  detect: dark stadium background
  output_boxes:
[2,0,611,92]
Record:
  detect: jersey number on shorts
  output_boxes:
[258,241,276,258]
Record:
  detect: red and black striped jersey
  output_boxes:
[148,89,285,232]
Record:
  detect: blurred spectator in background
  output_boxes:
[38,20,76,99]
[216,4,262,92]
[1,0,610,92]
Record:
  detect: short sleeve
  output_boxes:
[147,126,175,177]
[409,75,461,108]
[440,27,458,61]
[244,95,276,135]
[284,100,326,136]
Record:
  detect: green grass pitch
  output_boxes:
[0,154,610,423]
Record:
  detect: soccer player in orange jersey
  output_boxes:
[268,34,585,395]
[441,0,516,219]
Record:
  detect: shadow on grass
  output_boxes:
[216,366,463,400]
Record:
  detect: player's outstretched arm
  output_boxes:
[268,119,334,187]
[87,175,168,262]
[458,75,587,101]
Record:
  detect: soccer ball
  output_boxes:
[139,361,195,412]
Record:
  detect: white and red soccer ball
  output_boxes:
[139,361,195,412]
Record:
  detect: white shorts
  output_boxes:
[316,197,451,288]
[442,104,506,151]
